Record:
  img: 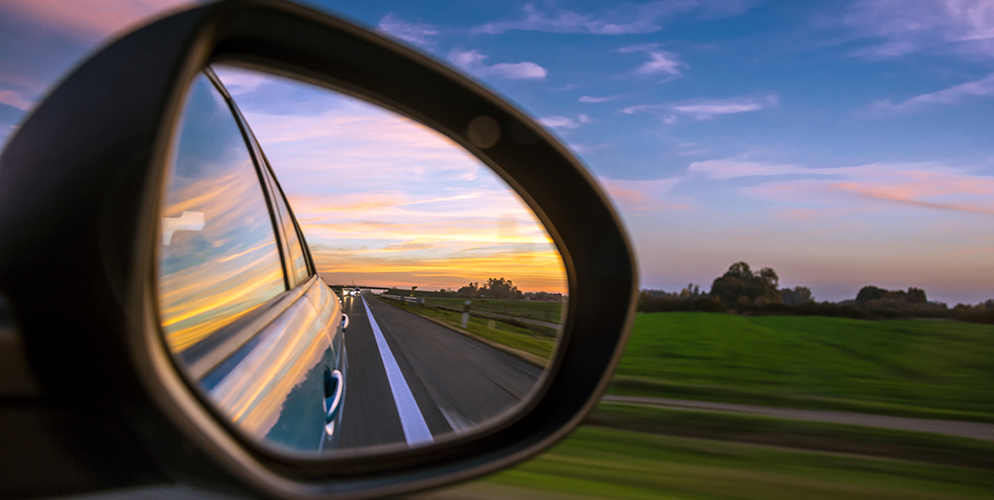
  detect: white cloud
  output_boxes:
[539,116,579,129]
[870,73,994,113]
[489,61,548,79]
[672,96,774,119]
[377,13,440,47]
[0,90,32,110]
[213,66,270,96]
[619,44,686,81]
[540,114,593,129]
[623,95,777,122]
[569,142,615,154]
[579,95,620,103]
[689,160,817,179]
[844,0,994,58]
[448,50,547,80]
[472,1,762,35]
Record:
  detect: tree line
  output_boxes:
[639,261,994,323]
[385,277,564,301]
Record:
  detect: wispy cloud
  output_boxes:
[843,0,994,58]
[0,71,42,91]
[377,12,440,47]
[689,159,815,179]
[579,95,621,103]
[472,1,763,35]
[448,50,547,80]
[674,142,711,157]
[0,90,32,110]
[672,95,778,119]
[2,0,193,41]
[727,161,994,216]
[212,67,270,96]
[540,116,579,129]
[623,95,777,122]
[569,141,615,155]
[599,177,693,213]
[539,114,593,129]
[869,73,994,114]
[619,44,686,81]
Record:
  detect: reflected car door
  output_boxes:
[157,68,346,455]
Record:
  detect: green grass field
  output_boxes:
[376,297,556,361]
[587,403,994,469]
[426,426,994,499]
[614,312,994,419]
[423,297,564,324]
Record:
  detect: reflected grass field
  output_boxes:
[615,313,994,418]
[423,297,564,324]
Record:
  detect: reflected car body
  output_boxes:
[159,68,347,454]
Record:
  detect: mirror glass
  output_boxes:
[155,67,567,457]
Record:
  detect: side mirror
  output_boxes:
[0,0,637,498]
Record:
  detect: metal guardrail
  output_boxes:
[382,294,424,304]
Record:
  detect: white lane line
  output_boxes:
[360,294,434,446]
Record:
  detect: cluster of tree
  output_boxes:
[780,286,813,306]
[855,286,927,305]
[636,261,994,324]
[639,283,725,313]
[456,277,523,299]
[951,300,994,324]
[523,291,564,302]
[709,262,782,307]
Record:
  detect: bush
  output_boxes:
[638,293,725,313]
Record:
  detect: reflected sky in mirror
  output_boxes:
[158,74,286,353]
[215,65,567,296]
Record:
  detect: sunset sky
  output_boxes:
[2,0,993,303]
[212,66,567,293]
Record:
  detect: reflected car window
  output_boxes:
[157,74,286,353]
[271,176,310,286]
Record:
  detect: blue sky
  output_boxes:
[2,0,994,303]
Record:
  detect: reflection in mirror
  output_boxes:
[156,67,567,457]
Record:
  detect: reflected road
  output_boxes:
[337,291,543,450]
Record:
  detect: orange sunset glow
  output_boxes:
[215,65,568,295]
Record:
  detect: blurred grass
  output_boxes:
[609,376,994,424]
[414,311,994,499]
[423,297,564,324]
[615,312,994,418]
[473,427,994,500]
[587,403,994,469]
[376,297,556,360]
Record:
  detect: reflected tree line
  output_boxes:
[640,261,994,323]
[385,277,564,302]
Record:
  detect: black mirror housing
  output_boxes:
[0,1,637,498]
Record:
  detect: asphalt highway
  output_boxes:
[336,291,544,450]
